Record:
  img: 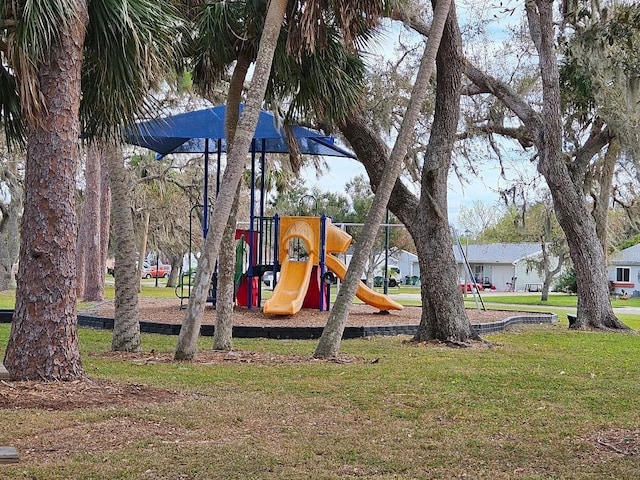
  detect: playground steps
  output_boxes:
[0,446,19,464]
[0,364,8,380]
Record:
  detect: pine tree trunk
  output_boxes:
[175,0,288,360]
[76,194,87,300]
[106,144,141,352]
[77,142,105,301]
[84,143,108,301]
[314,0,453,358]
[4,3,88,380]
[98,150,111,294]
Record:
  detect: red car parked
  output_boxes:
[460,282,484,293]
[142,264,171,279]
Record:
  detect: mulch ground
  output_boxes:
[80,297,538,327]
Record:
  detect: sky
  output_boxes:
[302,153,539,228]
[300,1,534,227]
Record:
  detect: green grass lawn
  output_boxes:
[0,281,181,309]
[478,292,640,309]
[1,323,639,479]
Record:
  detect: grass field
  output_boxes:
[1,285,639,478]
[1,322,640,479]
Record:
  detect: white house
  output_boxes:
[394,250,419,284]
[608,244,640,296]
[343,243,563,291]
[386,244,556,291]
[452,242,552,292]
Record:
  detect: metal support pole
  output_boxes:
[203,139,209,237]
[383,210,390,295]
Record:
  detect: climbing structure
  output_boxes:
[263,216,403,316]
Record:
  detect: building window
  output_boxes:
[616,268,630,282]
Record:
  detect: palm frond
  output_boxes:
[267,22,365,125]
[81,0,180,140]
[186,0,265,95]
[286,0,403,55]
[0,64,25,148]
[10,0,82,123]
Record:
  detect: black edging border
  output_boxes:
[0,309,558,340]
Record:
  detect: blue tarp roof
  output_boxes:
[123,105,355,158]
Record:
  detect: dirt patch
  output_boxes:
[592,428,640,457]
[14,416,199,464]
[0,351,371,412]
[97,349,369,366]
[0,378,180,411]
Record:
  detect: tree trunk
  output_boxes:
[4,3,88,380]
[77,142,105,301]
[461,2,628,331]
[412,4,479,343]
[136,211,150,289]
[540,279,551,301]
[106,144,141,352]
[98,150,111,294]
[76,190,87,300]
[212,48,252,351]
[175,0,288,360]
[531,1,627,330]
[213,191,240,351]
[314,0,453,358]
[166,253,182,288]
[0,166,23,291]
[337,4,477,345]
[592,138,618,257]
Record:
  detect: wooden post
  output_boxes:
[0,446,19,464]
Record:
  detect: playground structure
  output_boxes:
[126,104,402,315]
[263,216,403,315]
[176,210,403,315]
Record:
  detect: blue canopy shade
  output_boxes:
[123,105,355,158]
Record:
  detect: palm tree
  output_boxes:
[2,1,91,381]
[86,0,178,353]
[175,0,398,360]
[314,0,453,358]
[3,0,179,379]
[187,1,370,351]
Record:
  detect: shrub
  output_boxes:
[554,268,577,293]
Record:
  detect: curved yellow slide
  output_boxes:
[325,254,403,311]
[263,257,314,315]
[263,220,317,316]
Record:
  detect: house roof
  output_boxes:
[610,243,640,265]
[391,250,418,262]
[453,242,542,264]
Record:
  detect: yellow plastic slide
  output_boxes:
[263,219,317,316]
[325,254,403,311]
[262,257,314,315]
